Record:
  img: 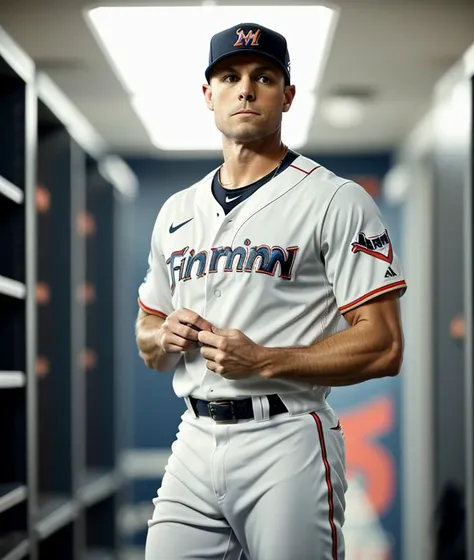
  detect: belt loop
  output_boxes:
[184,397,198,418]
[252,396,270,422]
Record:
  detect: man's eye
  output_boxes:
[258,76,271,84]
[224,75,238,82]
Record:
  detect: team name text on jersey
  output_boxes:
[166,239,299,295]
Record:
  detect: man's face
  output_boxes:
[203,54,296,143]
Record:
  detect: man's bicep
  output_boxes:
[343,291,403,346]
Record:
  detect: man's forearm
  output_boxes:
[260,321,403,386]
[135,314,181,372]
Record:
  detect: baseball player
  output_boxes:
[136,22,406,560]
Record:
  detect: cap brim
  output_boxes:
[205,50,290,85]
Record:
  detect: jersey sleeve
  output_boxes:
[137,212,174,319]
[320,181,407,315]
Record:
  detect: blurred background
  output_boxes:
[0,1,473,559]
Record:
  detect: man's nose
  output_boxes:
[238,77,256,101]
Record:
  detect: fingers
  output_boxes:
[185,322,202,333]
[159,330,196,353]
[200,347,228,378]
[205,360,222,375]
[174,308,213,333]
[200,345,220,361]
[166,343,185,353]
[198,330,228,349]
[159,309,213,353]
[166,320,201,343]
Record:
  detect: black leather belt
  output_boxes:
[189,394,288,423]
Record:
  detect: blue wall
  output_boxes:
[124,150,404,558]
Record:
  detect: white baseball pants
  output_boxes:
[145,401,347,560]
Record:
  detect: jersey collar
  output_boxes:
[195,154,315,219]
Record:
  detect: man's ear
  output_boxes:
[282,85,296,113]
[202,83,214,111]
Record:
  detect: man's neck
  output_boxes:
[219,136,287,189]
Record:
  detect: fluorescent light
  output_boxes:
[320,96,366,128]
[87,5,337,151]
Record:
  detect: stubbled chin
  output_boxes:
[228,131,268,143]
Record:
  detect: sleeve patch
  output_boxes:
[351,229,393,264]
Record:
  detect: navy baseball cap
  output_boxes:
[205,23,291,85]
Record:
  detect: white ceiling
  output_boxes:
[0,0,473,157]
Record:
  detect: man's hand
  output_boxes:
[198,327,266,379]
[158,309,213,353]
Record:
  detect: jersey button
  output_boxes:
[214,289,221,298]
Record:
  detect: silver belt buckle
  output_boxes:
[208,401,237,424]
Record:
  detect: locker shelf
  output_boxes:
[0,176,23,204]
[0,533,28,560]
[0,22,137,560]
[0,372,25,389]
[0,27,34,83]
[0,276,26,299]
[0,485,27,516]
[36,495,78,541]
[78,469,121,508]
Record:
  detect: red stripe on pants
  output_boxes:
[311,412,338,560]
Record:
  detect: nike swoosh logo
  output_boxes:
[169,218,193,234]
[225,195,241,203]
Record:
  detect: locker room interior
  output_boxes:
[0,1,473,559]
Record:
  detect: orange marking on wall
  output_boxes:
[341,396,395,515]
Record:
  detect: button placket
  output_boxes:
[206,218,235,302]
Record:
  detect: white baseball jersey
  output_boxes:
[138,153,407,413]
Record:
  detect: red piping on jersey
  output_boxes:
[311,412,338,560]
[137,297,167,319]
[290,164,321,175]
[338,280,407,314]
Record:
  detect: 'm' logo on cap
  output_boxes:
[233,28,261,47]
